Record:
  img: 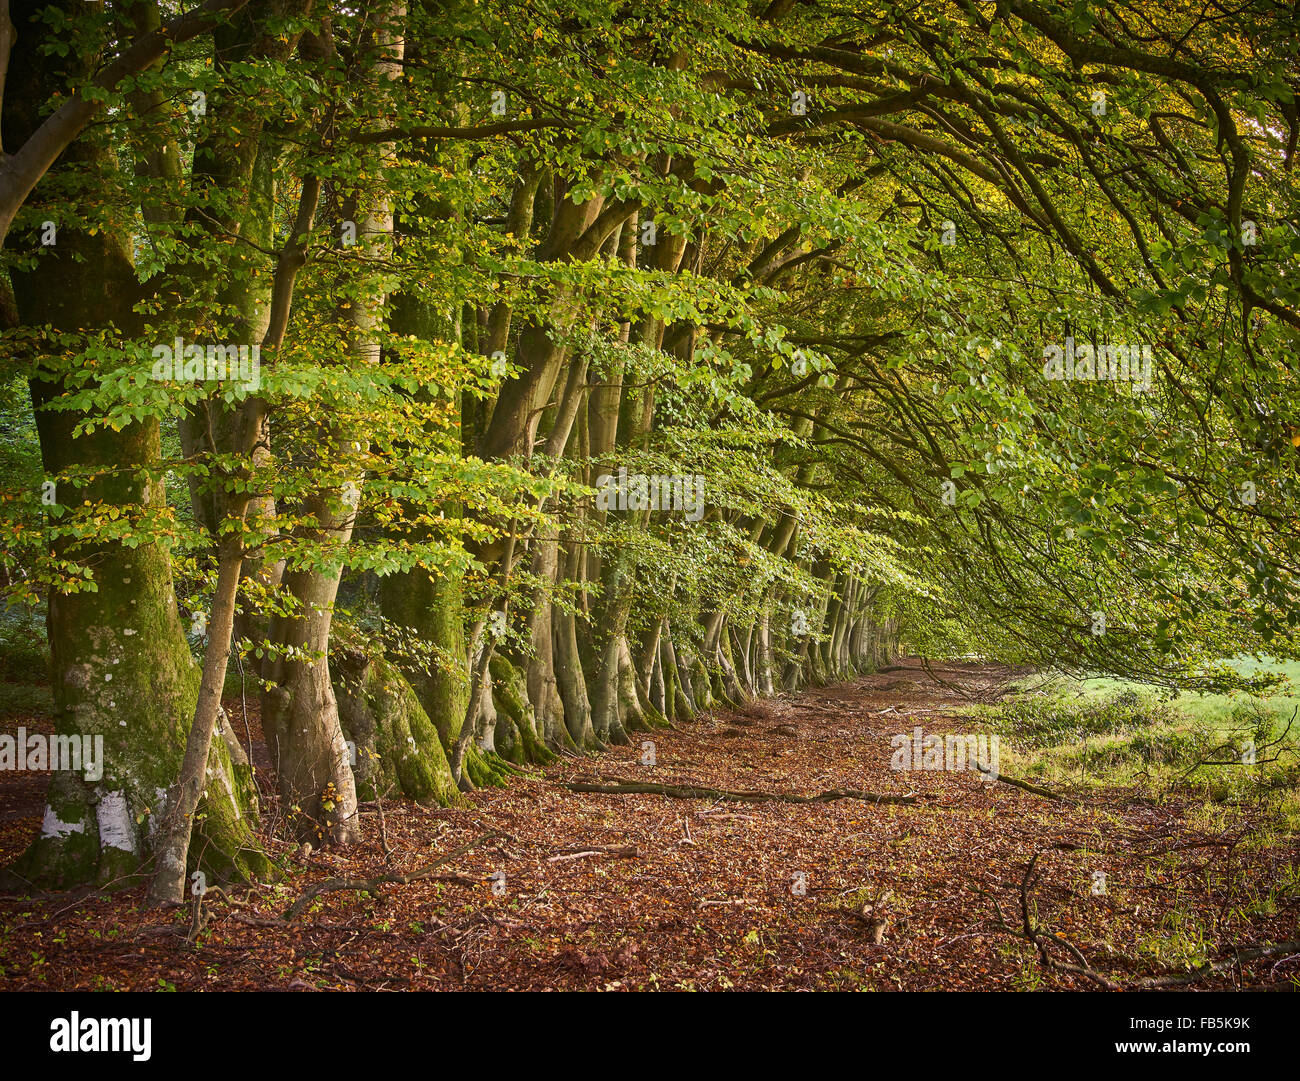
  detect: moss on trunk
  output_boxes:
[488,654,555,766]
[334,646,459,805]
[4,415,270,889]
[2,44,267,886]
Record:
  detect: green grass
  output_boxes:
[1002,658,1300,747]
[1171,658,1300,731]
[967,659,1300,829]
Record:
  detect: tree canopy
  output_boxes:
[0,0,1296,894]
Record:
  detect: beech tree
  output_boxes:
[1,0,1295,894]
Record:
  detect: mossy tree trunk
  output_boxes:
[488,654,553,766]
[2,6,264,888]
[378,565,510,791]
[8,390,265,887]
[262,2,415,845]
[334,645,458,805]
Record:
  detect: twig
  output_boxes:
[375,791,393,864]
[283,831,502,921]
[973,761,1072,802]
[563,776,922,805]
[546,845,639,862]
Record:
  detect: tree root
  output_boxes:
[562,776,923,805]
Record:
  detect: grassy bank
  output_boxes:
[964,659,1300,832]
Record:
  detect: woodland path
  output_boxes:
[1,659,1295,990]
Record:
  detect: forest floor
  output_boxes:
[1,658,1297,991]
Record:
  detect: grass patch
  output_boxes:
[967,662,1300,824]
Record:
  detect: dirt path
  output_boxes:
[1,658,1296,990]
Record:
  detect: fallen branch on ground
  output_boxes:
[974,761,1072,802]
[283,832,502,921]
[1126,940,1300,989]
[563,777,922,805]
[546,845,639,862]
[1014,936,1300,990]
[919,657,981,700]
[990,843,1124,987]
[992,843,1300,989]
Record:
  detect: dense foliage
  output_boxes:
[1,0,1296,889]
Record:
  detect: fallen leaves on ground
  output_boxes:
[1,660,1296,991]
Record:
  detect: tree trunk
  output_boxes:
[263,539,361,845]
[3,22,262,886]
[553,543,594,748]
[334,643,458,804]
